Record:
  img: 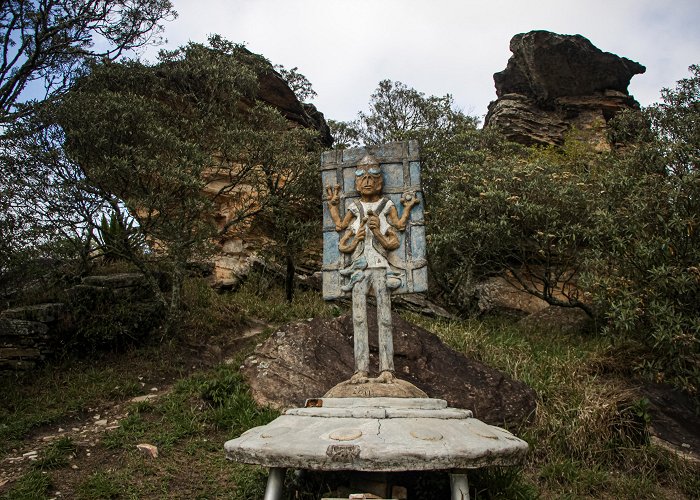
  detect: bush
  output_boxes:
[582,67,700,396]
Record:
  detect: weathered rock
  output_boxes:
[517,305,594,335]
[242,308,536,426]
[476,276,548,316]
[484,30,645,148]
[0,303,66,323]
[136,443,159,459]
[81,273,146,288]
[0,319,51,369]
[493,31,645,100]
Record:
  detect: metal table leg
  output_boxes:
[450,472,470,500]
[263,467,285,500]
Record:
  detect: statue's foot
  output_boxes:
[349,371,369,384]
[372,370,395,384]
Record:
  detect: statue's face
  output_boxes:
[355,165,383,197]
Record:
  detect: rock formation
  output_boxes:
[241,307,537,426]
[195,50,331,287]
[484,30,646,149]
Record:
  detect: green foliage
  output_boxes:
[581,65,700,396]
[66,281,165,352]
[428,130,598,314]
[195,365,279,434]
[178,277,244,339]
[0,0,176,126]
[230,271,341,323]
[32,436,77,470]
[274,65,317,102]
[55,35,323,320]
[0,471,51,500]
[76,472,121,500]
[331,79,477,148]
[97,211,145,262]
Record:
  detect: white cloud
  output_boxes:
[152,0,700,122]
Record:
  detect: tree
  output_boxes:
[0,0,176,127]
[329,79,477,148]
[274,64,316,102]
[428,130,598,315]
[581,65,700,396]
[55,36,321,321]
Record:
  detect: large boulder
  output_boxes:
[242,308,537,426]
[484,31,645,149]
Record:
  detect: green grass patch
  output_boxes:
[32,436,77,470]
[227,272,342,324]
[404,312,700,499]
[0,471,51,500]
[76,471,121,500]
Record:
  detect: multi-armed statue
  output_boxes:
[325,154,420,385]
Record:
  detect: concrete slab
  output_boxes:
[224,398,527,472]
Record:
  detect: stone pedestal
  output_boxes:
[225,397,528,499]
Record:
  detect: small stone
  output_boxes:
[137,443,159,459]
[150,387,158,392]
[72,428,80,432]
[58,428,64,432]
[71,465,78,470]
[130,394,158,403]
[95,419,108,426]
[681,443,691,449]
[22,451,38,458]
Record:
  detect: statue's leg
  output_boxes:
[375,270,394,373]
[352,275,370,376]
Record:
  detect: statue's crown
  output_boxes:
[357,154,379,167]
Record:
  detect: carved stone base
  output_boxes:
[324,377,428,398]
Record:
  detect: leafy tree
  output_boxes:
[582,65,700,395]
[329,79,477,147]
[428,129,599,315]
[55,36,321,321]
[0,113,111,297]
[274,64,316,102]
[0,0,176,127]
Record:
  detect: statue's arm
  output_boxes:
[367,213,399,251]
[387,196,419,231]
[338,227,365,254]
[326,184,354,231]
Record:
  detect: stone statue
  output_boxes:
[325,154,419,384]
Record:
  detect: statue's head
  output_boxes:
[355,155,383,199]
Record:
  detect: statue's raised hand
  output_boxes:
[326,184,342,206]
[401,191,420,209]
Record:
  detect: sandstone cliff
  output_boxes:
[483,30,646,150]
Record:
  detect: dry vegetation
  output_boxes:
[1,277,699,499]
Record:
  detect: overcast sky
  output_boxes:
[143,0,700,124]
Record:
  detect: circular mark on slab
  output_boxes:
[329,428,363,441]
[410,428,443,441]
[260,426,291,439]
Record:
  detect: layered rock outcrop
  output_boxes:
[193,50,331,286]
[484,30,646,149]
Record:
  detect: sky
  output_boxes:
[142,0,700,124]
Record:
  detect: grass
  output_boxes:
[405,313,700,498]
[1,277,698,498]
